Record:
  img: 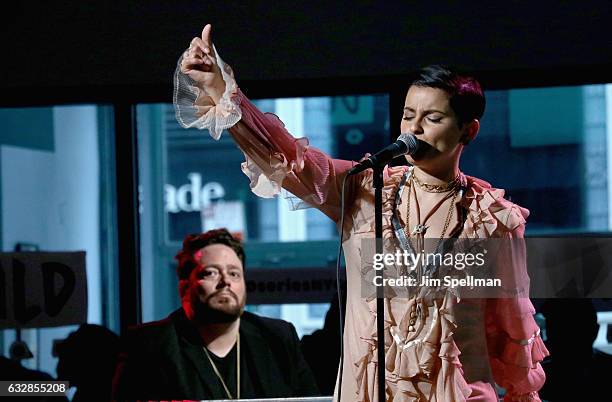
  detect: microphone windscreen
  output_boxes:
[397,133,418,154]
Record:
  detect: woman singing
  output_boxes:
[174,24,548,402]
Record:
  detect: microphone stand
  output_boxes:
[373,164,385,402]
[346,135,419,400]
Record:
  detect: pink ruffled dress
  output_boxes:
[173,48,549,402]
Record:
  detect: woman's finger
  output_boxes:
[192,37,215,61]
[197,28,217,60]
[183,56,204,66]
[201,24,212,47]
[182,57,209,75]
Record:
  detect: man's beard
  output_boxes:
[192,289,245,324]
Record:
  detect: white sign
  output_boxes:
[164,173,226,213]
[0,252,87,329]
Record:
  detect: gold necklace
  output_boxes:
[202,333,240,399]
[403,176,458,333]
[403,175,458,245]
[412,172,460,193]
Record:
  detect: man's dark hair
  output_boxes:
[175,228,245,280]
[412,65,485,128]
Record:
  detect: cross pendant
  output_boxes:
[412,224,428,235]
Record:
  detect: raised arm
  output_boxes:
[174,24,359,222]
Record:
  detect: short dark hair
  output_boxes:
[411,65,485,127]
[175,228,245,280]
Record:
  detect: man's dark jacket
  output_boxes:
[113,308,319,400]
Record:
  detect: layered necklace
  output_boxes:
[403,171,460,243]
[202,333,240,399]
[402,171,460,332]
[403,172,460,270]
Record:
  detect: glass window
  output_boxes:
[137,94,389,335]
[137,84,612,336]
[0,105,119,384]
[462,84,612,234]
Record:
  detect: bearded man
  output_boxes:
[113,228,319,400]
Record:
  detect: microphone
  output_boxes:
[347,133,419,176]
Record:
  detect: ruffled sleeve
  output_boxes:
[486,295,549,401]
[229,95,358,221]
[461,176,549,400]
[173,45,358,222]
[173,45,242,139]
[484,224,549,401]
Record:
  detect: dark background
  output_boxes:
[2,0,612,105]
